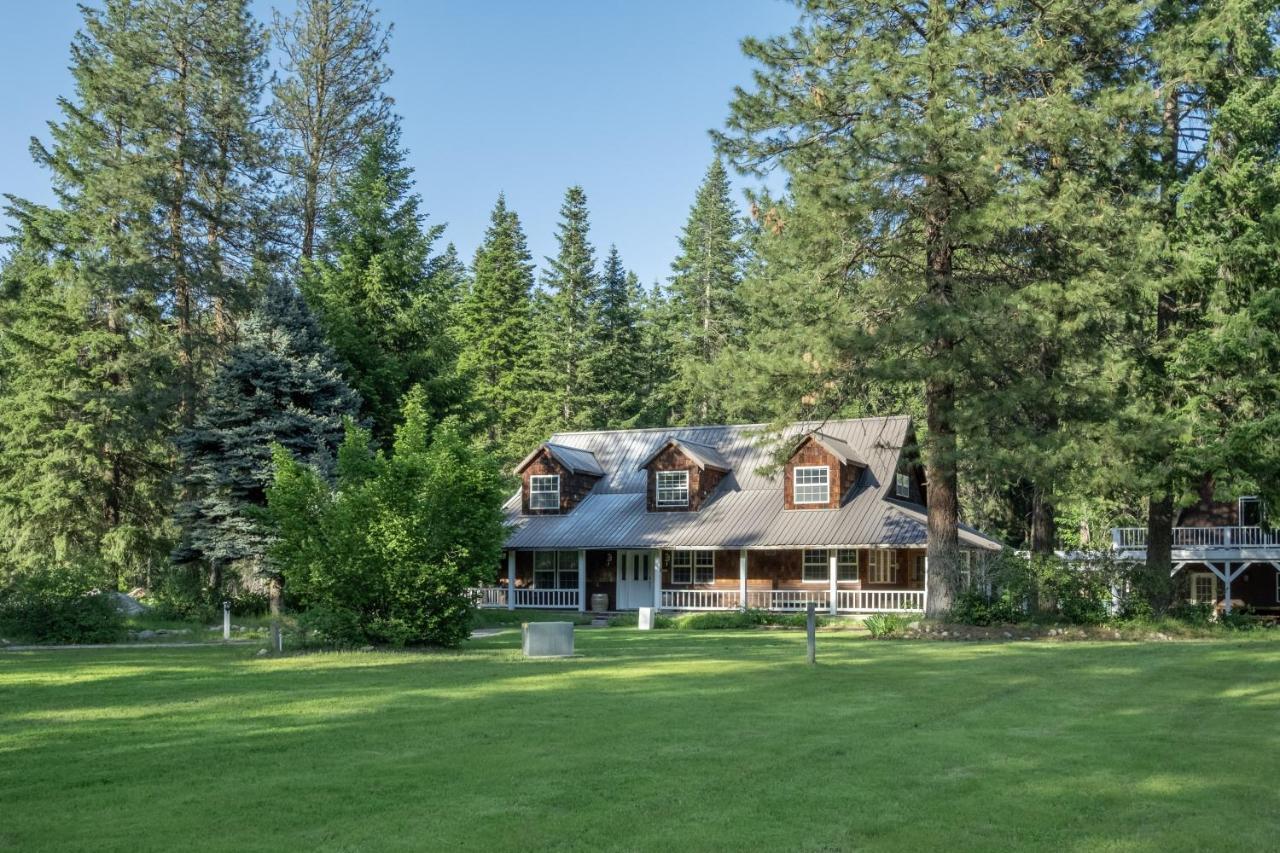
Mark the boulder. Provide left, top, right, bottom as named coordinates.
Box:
left=105, top=591, right=148, bottom=616
left=136, top=629, right=157, bottom=640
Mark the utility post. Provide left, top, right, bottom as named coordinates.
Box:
left=806, top=602, right=817, bottom=665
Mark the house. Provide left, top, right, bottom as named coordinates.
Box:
left=1111, top=493, right=1280, bottom=615
left=471, top=416, right=1001, bottom=614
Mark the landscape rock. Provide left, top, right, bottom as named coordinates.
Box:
left=359, top=645, right=376, bottom=652
left=136, top=629, right=157, bottom=640
left=105, top=591, right=148, bottom=616
left=255, top=648, right=269, bottom=657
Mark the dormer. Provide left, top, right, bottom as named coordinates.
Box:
left=784, top=432, right=865, bottom=510
left=638, top=436, right=731, bottom=512
left=514, top=442, right=604, bottom=515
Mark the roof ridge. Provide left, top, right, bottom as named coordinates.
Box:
left=551, top=414, right=911, bottom=440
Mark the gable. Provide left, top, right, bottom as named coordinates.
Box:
left=519, top=447, right=601, bottom=515
left=642, top=443, right=726, bottom=512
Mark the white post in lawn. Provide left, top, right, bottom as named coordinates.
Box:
left=222, top=600, right=231, bottom=641
left=828, top=551, right=839, bottom=616
left=739, top=550, right=748, bottom=611
left=506, top=550, right=516, bottom=611
left=922, top=555, right=929, bottom=615
left=653, top=551, right=663, bottom=611
left=577, top=549, right=587, bottom=612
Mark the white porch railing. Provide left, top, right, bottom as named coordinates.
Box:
left=662, top=589, right=741, bottom=610
left=747, top=589, right=832, bottom=611
left=468, top=588, right=579, bottom=609
left=837, top=589, right=925, bottom=613
left=1111, top=526, right=1280, bottom=549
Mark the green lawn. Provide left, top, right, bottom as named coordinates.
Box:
left=2, top=632, right=1278, bottom=852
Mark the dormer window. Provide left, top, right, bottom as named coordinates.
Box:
left=895, top=472, right=910, bottom=498
left=529, top=475, right=560, bottom=510
left=656, top=471, right=690, bottom=507
left=794, top=466, right=829, bottom=504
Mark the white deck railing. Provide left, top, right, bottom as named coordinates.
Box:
left=746, top=589, right=831, bottom=611
left=662, top=589, right=741, bottom=610
left=1111, top=526, right=1280, bottom=550
left=837, top=589, right=925, bottom=613
left=473, top=586, right=925, bottom=613
left=468, top=588, right=579, bottom=609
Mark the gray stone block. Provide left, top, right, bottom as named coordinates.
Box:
left=522, top=621, right=575, bottom=658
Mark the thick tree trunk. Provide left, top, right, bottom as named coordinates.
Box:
left=1029, top=486, right=1055, bottom=555
left=1144, top=492, right=1175, bottom=612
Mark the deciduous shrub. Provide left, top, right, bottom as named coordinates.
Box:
left=266, top=391, right=507, bottom=649
left=0, top=570, right=125, bottom=644
left=863, top=613, right=913, bottom=638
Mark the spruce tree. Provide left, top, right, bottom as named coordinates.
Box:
left=454, top=194, right=536, bottom=462
left=172, top=281, right=360, bottom=594
left=665, top=158, right=745, bottom=424
left=271, top=0, right=394, bottom=260
left=529, top=186, right=602, bottom=432
left=587, top=246, right=646, bottom=428
left=302, top=124, right=463, bottom=440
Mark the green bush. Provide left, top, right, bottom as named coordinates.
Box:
left=951, top=590, right=1023, bottom=626
left=0, top=571, right=125, bottom=644
left=266, top=393, right=508, bottom=649
left=297, top=605, right=366, bottom=648
left=863, top=612, right=913, bottom=638
left=607, top=612, right=675, bottom=628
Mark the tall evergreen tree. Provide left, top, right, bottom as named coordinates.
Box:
left=718, top=0, right=1145, bottom=614
left=271, top=0, right=394, bottom=260
left=302, top=124, right=463, bottom=440
left=172, top=281, right=360, bottom=594
left=665, top=158, right=746, bottom=423
left=586, top=246, right=646, bottom=428
left=454, top=194, right=536, bottom=462
left=529, top=186, right=601, bottom=432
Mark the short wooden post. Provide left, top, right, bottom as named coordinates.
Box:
left=577, top=549, right=587, bottom=613
left=269, top=621, right=281, bottom=654
left=506, top=550, right=516, bottom=611
left=806, top=602, right=816, bottom=665
left=222, top=600, right=231, bottom=641
left=739, top=550, right=748, bottom=611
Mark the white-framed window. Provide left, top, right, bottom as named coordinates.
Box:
left=1190, top=572, right=1218, bottom=605
left=534, top=551, right=579, bottom=588
left=670, top=550, right=715, bottom=584
left=895, top=472, right=911, bottom=498
left=867, top=549, right=898, bottom=584
left=802, top=549, right=828, bottom=582
left=529, top=474, right=560, bottom=510
left=910, top=554, right=925, bottom=584
left=803, top=549, right=860, bottom=582
left=794, top=466, right=830, bottom=504
left=656, top=470, right=690, bottom=507
left=837, top=549, right=858, bottom=581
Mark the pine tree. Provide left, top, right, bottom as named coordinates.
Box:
left=586, top=246, right=646, bottom=428
left=454, top=194, right=536, bottom=462
left=529, top=186, right=601, bottom=432
left=271, top=0, right=394, bottom=260
left=717, top=0, right=1146, bottom=614
left=172, top=281, right=360, bottom=593
left=665, top=159, right=746, bottom=423
left=302, top=124, right=463, bottom=440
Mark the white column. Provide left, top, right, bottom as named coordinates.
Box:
left=577, top=549, right=587, bottom=612
left=653, top=551, right=663, bottom=611
left=922, top=555, right=929, bottom=615
left=739, top=550, right=748, bottom=611
left=506, top=550, right=516, bottom=611
left=828, top=551, right=839, bottom=615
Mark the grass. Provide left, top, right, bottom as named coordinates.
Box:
left=2, top=632, right=1278, bottom=852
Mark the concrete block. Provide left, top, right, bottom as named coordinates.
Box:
left=522, top=621, right=575, bottom=658
left=638, top=607, right=654, bottom=631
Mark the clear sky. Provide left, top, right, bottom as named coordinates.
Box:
left=0, top=0, right=797, bottom=287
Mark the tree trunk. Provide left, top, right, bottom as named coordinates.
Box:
left=1144, top=492, right=1175, bottom=612
left=1029, top=486, right=1055, bottom=555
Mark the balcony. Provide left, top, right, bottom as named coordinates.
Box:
left=1110, top=526, right=1280, bottom=560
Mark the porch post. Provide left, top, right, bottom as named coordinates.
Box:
left=653, top=550, right=663, bottom=611
left=739, top=550, right=748, bottom=611
left=577, top=549, right=587, bottom=612
left=828, top=551, right=839, bottom=616
left=506, top=550, right=516, bottom=611
left=922, top=555, right=929, bottom=615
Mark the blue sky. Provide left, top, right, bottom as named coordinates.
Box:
left=0, top=0, right=796, bottom=286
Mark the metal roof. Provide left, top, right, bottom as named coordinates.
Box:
left=636, top=436, right=732, bottom=472
left=802, top=432, right=866, bottom=467
left=513, top=442, right=605, bottom=477
left=504, top=416, right=1001, bottom=551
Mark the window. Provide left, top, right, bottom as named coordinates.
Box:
left=802, top=549, right=828, bottom=582
left=910, top=554, right=925, bottom=584
left=534, top=551, right=579, bottom=588
left=1191, top=572, right=1218, bottom=605
left=656, top=470, right=690, bottom=507
left=794, top=466, right=830, bottom=504
left=867, top=550, right=898, bottom=584
left=1240, top=496, right=1263, bottom=527
left=529, top=475, right=560, bottom=510
left=895, top=472, right=911, bottom=498
left=837, top=550, right=858, bottom=581
left=671, top=551, right=714, bottom=584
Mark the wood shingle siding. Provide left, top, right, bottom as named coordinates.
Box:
left=519, top=448, right=602, bottom=515
left=644, top=444, right=725, bottom=512
left=783, top=435, right=860, bottom=510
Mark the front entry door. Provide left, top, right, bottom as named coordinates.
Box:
left=616, top=550, right=655, bottom=610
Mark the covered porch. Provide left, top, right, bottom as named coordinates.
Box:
left=470, top=546, right=928, bottom=614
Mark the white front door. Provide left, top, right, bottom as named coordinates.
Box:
left=616, top=550, right=655, bottom=610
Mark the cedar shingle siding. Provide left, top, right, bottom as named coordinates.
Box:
left=643, top=444, right=725, bottom=512
left=783, top=436, right=859, bottom=510
left=520, top=449, right=601, bottom=515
